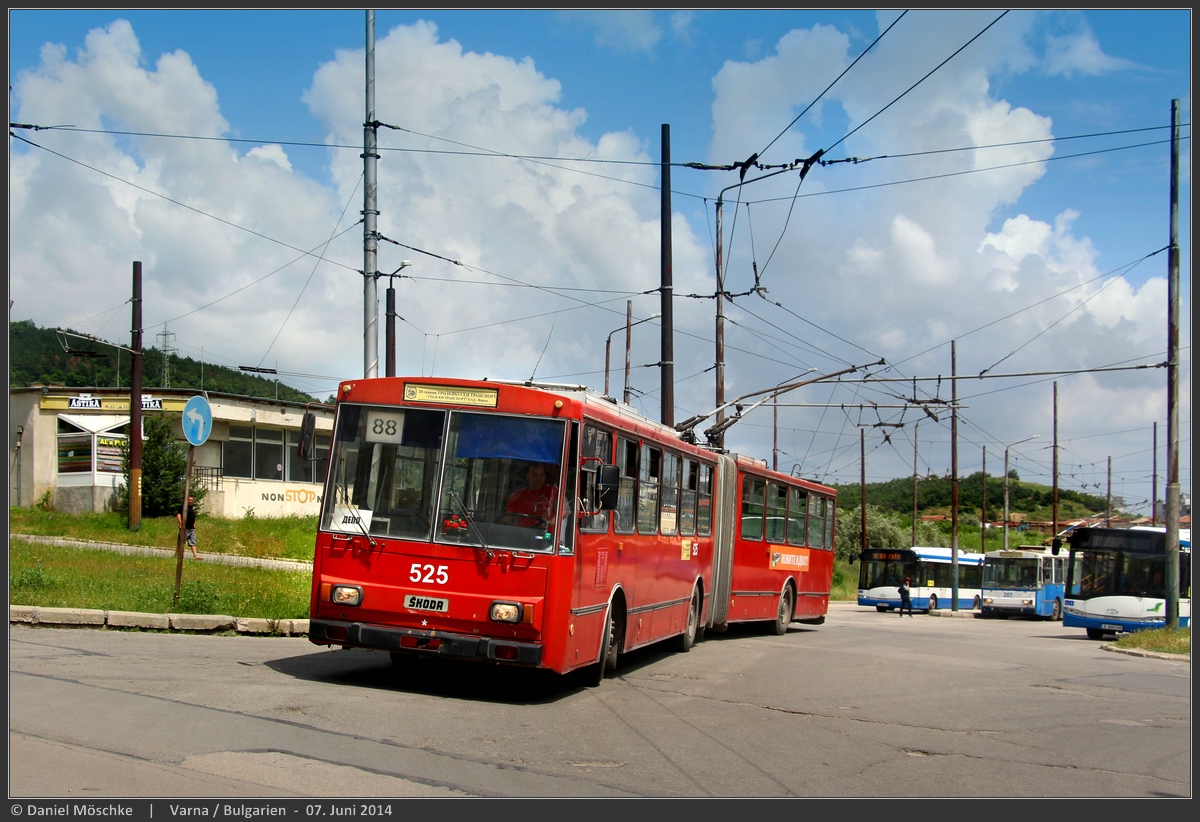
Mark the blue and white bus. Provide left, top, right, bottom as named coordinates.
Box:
left=1062, top=526, right=1191, bottom=639
left=856, top=546, right=985, bottom=612
left=980, top=548, right=1071, bottom=620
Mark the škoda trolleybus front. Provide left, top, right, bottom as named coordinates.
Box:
left=306, top=377, right=716, bottom=681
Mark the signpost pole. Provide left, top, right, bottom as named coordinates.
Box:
left=174, top=395, right=213, bottom=607
left=173, top=446, right=195, bottom=606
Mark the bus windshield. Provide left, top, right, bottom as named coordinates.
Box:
left=983, top=556, right=1040, bottom=589
left=321, top=403, right=567, bottom=552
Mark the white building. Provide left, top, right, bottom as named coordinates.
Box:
left=10, top=386, right=334, bottom=519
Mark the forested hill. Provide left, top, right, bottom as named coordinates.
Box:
left=832, top=472, right=1110, bottom=519
left=9, top=319, right=320, bottom=404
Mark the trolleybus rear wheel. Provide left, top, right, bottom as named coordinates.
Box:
left=772, top=585, right=795, bottom=635
left=927, top=594, right=938, bottom=612
left=1051, top=599, right=1062, bottom=620
left=676, top=585, right=701, bottom=652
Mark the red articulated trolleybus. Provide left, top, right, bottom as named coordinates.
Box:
left=305, top=376, right=837, bottom=683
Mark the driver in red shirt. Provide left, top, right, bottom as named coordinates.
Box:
left=504, top=462, right=558, bottom=529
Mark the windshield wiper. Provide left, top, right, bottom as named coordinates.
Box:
left=449, top=491, right=493, bottom=559
left=334, top=454, right=377, bottom=548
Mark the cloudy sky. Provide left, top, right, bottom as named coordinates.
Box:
left=8, top=9, right=1191, bottom=516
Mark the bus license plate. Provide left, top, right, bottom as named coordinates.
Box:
left=405, top=594, right=449, bottom=613
left=1101, top=623, right=1122, bottom=631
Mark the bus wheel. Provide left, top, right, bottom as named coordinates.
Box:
left=677, top=586, right=701, bottom=652
left=972, top=595, right=981, bottom=610
left=876, top=605, right=889, bottom=613
left=1086, top=628, right=1105, bottom=640
left=927, top=594, right=938, bottom=612
left=772, top=586, right=795, bottom=636
left=589, top=612, right=619, bottom=686
left=1051, top=599, right=1062, bottom=621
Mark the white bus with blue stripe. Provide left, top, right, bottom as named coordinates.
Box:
left=1062, top=526, right=1191, bottom=639
left=856, top=546, right=985, bottom=612
left=981, top=548, right=1072, bottom=620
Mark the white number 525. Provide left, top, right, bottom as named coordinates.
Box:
left=409, top=563, right=449, bottom=585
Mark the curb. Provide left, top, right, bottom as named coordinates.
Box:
left=1101, top=643, right=1190, bottom=662
left=926, top=608, right=978, bottom=618
left=10, top=605, right=310, bottom=637
left=11, top=534, right=313, bottom=572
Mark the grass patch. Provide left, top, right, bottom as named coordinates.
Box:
left=9, top=506, right=317, bottom=562
left=10, top=539, right=310, bottom=620
left=1112, top=626, right=1190, bottom=656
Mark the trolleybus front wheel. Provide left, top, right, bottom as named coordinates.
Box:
left=589, top=611, right=621, bottom=686
left=927, top=594, right=938, bottom=612
left=1051, top=599, right=1062, bottom=620
left=1086, top=628, right=1106, bottom=640
left=772, top=585, right=795, bottom=636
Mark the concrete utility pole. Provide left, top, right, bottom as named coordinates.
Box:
left=129, top=262, right=143, bottom=531
left=363, top=10, right=380, bottom=378
left=1165, top=98, right=1181, bottom=627
left=659, top=124, right=674, bottom=426
left=950, top=341, right=959, bottom=611
left=1052, top=382, right=1059, bottom=542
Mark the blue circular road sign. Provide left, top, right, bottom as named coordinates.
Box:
left=182, top=395, right=213, bottom=447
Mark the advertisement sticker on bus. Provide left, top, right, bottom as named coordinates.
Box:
left=770, top=549, right=810, bottom=571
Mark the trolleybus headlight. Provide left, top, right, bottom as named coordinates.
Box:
left=490, top=601, right=523, bottom=623
left=331, top=585, right=364, bottom=606
left=982, top=597, right=994, bottom=605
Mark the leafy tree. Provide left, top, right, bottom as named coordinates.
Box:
left=118, top=413, right=205, bottom=518
left=835, top=504, right=950, bottom=562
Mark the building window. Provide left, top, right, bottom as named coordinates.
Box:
left=223, top=425, right=253, bottom=478
left=254, top=428, right=284, bottom=480
left=57, top=420, right=92, bottom=474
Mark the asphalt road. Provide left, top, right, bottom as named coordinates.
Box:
left=9, top=602, right=1191, bottom=803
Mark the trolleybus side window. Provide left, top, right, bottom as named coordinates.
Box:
left=766, top=481, right=788, bottom=543
left=697, top=463, right=714, bottom=537
left=637, top=443, right=662, bottom=535
left=741, top=476, right=766, bottom=541
left=808, top=495, right=826, bottom=549
left=579, top=423, right=612, bottom=533
left=615, top=437, right=638, bottom=534
left=787, top=486, right=808, bottom=546
left=661, top=451, right=680, bottom=536
left=680, top=458, right=698, bottom=536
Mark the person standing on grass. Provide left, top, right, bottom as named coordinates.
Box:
left=898, top=576, right=914, bottom=617
left=177, top=495, right=198, bottom=558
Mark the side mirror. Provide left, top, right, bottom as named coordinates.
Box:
left=1051, top=536, right=1061, bottom=556
left=298, top=411, right=317, bottom=461
left=848, top=553, right=858, bottom=565
left=597, top=464, right=620, bottom=511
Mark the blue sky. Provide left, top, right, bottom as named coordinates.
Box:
left=8, top=9, right=1192, bottom=515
